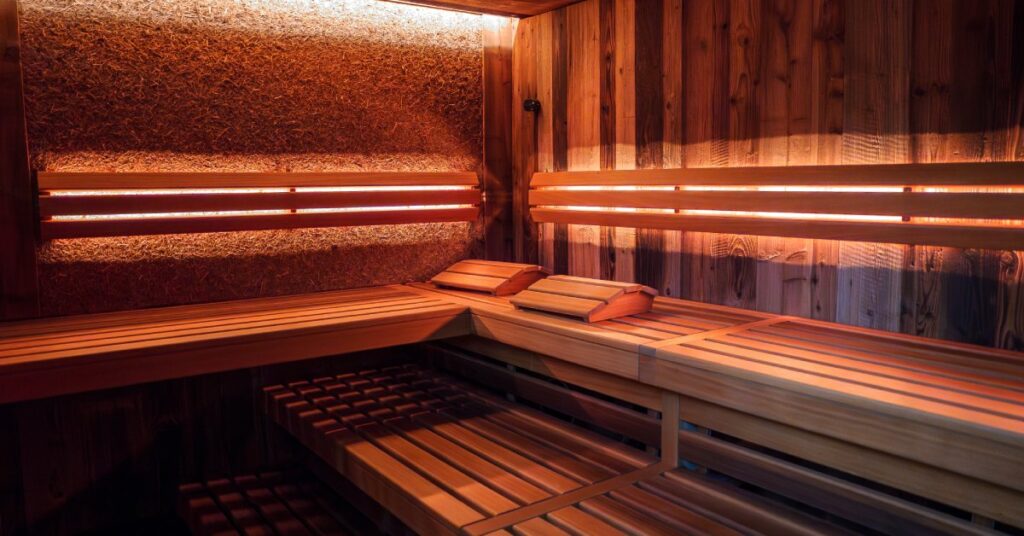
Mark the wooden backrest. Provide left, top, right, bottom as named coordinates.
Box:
left=529, top=162, right=1024, bottom=250
left=37, top=171, right=481, bottom=239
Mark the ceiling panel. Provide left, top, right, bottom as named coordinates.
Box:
left=381, top=0, right=582, bottom=17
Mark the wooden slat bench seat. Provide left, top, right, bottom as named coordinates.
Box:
left=0, top=286, right=471, bottom=403
left=262, top=364, right=672, bottom=536
left=488, top=468, right=841, bottom=536
left=406, top=282, right=769, bottom=379
left=178, top=467, right=372, bottom=535
left=641, top=316, right=1024, bottom=527
left=3, top=269, right=1023, bottom=531
left=425, top=341, right=1021, bottom=535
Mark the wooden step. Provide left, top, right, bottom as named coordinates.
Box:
left=177, top=468, right=370, bottom=536
left=510, top=275, right=657, bottom=322
left=261, top=365, right=657, bottom=536
left=432, top=260, right=549, bottom=296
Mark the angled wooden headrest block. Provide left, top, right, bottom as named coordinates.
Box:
left=510, top=275, right=658, bottom=322
left=431, top=260, right=550, bottom=296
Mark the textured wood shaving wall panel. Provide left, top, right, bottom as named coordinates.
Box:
left=19, top=0, right=485, bottom=315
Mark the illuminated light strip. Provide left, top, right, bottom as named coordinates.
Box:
left=46, top=185, right=476, bottom=196
left=538, top=185, right=907, bottom=193
left=295, top=186, right=474, bottom=192
left=297, top=205, right=472, bottom=214
left=539, top=186, right=676, bottom=192
left=48, top=188, right=292, bottom=196
left=50, top=205, right=475, bottom=221
left=539, top=206, right=904, bottom=223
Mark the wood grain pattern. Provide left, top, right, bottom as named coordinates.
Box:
left=0, top=0, right=38, bottom=320
left=264, top=364, right=655, bottom=534
left=566, top=0, right=602, bottom=280
left=0, top=286, right=471, bottom=404
left=484, top=17, right=518, bottom=261
left=837, top=0, right=910, bottom=332
left=512, top=0, right=1024, bottom=350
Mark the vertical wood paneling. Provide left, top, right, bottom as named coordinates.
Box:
left=0, top=406, right=22, bottom=536
left=484, top=17, right=517, bottom=262
left=513, top=15, right=538, bottom=264
left=755, top=0, right=814, bottom=316
left=661, top=0, right=684, bottom=297
left=566, top=0, right=602, bottom=278
left=513, top=0, right=1024, bottom=350
left=634, top=0, right=666, bottom=293
left=680, top=0, right=730, bottom=302
left=599, top=0, right=636, bottom=283
left=0, top=0, right=39, bottom=320
left=836, top=0, right=910, bottom=331
left=809, top=0, right=843, bottom=328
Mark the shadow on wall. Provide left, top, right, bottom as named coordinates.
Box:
left=677, top=240, right=1019, bottom=350
left=18, top=0, right=486, bottom=316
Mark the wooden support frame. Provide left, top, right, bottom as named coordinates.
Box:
left=36, top=171, right=482, bottom=239
left=0, top=0, right=39, bottom=319
left=529, top=163, right=1024, bottom=251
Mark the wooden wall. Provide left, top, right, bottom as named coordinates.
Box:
left=512, top=0, right=1024, bottom=350
left=0, top=0, right=38, bottom=321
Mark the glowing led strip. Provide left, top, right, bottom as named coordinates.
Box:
left=50, top=205, right=474, bottom=221
left=46, top=185, right=475, bottom=196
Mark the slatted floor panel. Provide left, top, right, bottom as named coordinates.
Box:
left=178, top=468, right=368, bottom=536
left=262, top=365, right=657, bottom=535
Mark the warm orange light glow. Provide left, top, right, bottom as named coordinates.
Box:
left=534, top=183, right=1024, bottom=223
left=49, top=204, right=475, bottom=222
left=47, top=185, right=476, bottom=196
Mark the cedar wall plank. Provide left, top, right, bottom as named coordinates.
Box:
left=512, top=14, right=538, bottom=264
left=0, top=0, right=39, bottom=320
left=483, top=16, right=518, bottom=262
left=566, top=0, right=602, bottom=279
left=513, top=0, right=1024, bottom=351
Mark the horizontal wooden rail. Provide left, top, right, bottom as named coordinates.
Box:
left=532, top=209, right=1024, bottom=251
left=530, top=163, right=1024, bottom=250
left=530, top=189, right=1024, bottom=219
left=532, top=162, right=1024, bottom=187
left=41, top=190, right=481, bottom=218
left=42, top=208, right=479, bottom=240
left=37, top=171, right=481, bottom=239
left=38, top=171, right=480, bottom=189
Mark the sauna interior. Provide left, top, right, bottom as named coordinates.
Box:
left=1, top=0, right=1023, bottom=534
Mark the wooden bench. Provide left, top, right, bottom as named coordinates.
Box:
left=178, top=468, right=368, bottom=535
left=0, top=286, right=470, bottom=403
left=406, top=282, right=770, bottom=380
left=425, top=340, right=1022, bottom=534
left=2, top=270, right=1022, bottom=531
left=642, top=316, right=1024, bottom=530
left=263, top=359, right=839, bottom=535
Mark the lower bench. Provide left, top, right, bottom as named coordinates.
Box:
left=262, top=364, right=835, bottom=535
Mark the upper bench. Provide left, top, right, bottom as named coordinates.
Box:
left=0, top=285, right=470, bottom=403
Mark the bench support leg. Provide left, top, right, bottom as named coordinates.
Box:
left=661, top=391, right=680, bottom=469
